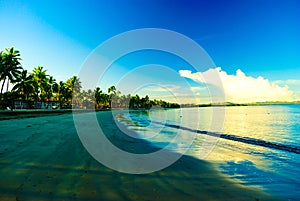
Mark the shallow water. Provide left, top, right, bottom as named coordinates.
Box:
left=118, top=105, right=300, bottom=200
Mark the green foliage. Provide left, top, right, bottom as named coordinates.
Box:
left=31, top=66, right=48, bottom=101
left=12, top=70, right=34, bottom=103
left=0, top=47, right=181, bottom=110
left=0, top=47, right=23, bottom=109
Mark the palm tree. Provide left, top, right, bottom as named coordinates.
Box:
left=0, top=48, right=23, bottom=109
left=65, top=76, right=82, bottom=107
left=0, top=51, right=4, bottom=104
left=140, top=95, right=151, bottom=109
left=44, top=76, right=57, bottom=101
left=58, top=81, right=67, bottom=104
left=95, top=87, right=102, bottom=108
left=66, top=76, right=81, bottom=94
left=119, top=94, right=131, bottom=108
left=0, top=48, right=22, bottom=93
left=31, top=66, right=48, bottom=102
left=108, top=85, right=117, bottom=108
left=103, top=93, right=110, bottom=108
left=81, top=89, right=94, bottom=109
left=12, top=70, right=34, bottom=108
left=129, top=94, right=141, bottom=109
left=52, top=81, right=59, bottom=99
left=0, top=51, right=3, bottom=81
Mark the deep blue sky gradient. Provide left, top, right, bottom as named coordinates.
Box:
left=0, top=0, right=299, bottom=82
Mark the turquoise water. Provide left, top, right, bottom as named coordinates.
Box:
left=118, top=105, right=300, bottom=200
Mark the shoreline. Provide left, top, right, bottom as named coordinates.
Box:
left=0, top=111, right=283, bottom=200
left=0, top=108, right=176, bottom=120
left=1, top=102, right=298, bottom=121
left=0, top=109, right=109, bottom=120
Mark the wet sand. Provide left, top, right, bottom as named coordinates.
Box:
left=0, top=111, right=283, bottom=201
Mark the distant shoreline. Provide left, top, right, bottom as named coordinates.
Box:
left=1, top=102, right=299, bottom=120
left=182, top=101, right=300, bottom=108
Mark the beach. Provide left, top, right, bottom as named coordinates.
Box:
left=1, top=0, right=299, bottom=200
left=0, top=110, right=283, bottom=201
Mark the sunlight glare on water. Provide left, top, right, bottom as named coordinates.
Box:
left=119, top=105, right=300, bottom=200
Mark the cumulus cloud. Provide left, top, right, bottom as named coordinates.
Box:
left=179, top=68, right=296, bottom=103
left=273, top=79, right=300, bottom=85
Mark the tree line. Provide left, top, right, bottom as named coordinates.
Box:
left=0, top=47, right=179, bottom=110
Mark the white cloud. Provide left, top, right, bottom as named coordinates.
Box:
left=179, top=68, right=297, bottom=103
left=190, top=86, right=207, bottom=92
left=273, top=79, right=300, bottom=85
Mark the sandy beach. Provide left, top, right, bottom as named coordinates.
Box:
left=0, top=111, right=282, bottom=201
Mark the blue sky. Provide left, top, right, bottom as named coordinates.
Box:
left=0, top=0, right=299, bottom=103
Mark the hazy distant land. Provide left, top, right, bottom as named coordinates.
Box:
left=181, top=101, right=300, bottom=108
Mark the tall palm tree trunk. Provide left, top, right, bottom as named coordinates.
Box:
left=1, top=77, right=6, bottom=94
left=0, top=78, right=6, bottom=109
left=6, top=79, right=9, bottom=93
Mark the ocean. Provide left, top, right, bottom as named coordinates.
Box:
left=117, top=105, right=300, bottom=200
